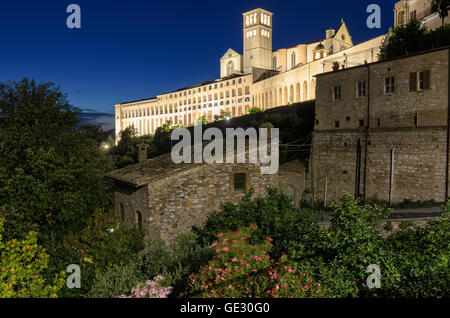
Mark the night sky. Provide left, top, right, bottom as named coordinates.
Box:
left=0, top=0, right=395, bottom=129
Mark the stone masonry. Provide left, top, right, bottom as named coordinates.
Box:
left=106, top=144, right=305, bottom=242
left=312, top=47, right=450, bottom=205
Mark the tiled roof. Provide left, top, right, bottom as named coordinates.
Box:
left=105, top=151, right=198, bottom=187
left=105, top=134, right=301, bottom=187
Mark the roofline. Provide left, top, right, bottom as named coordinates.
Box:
left=104, top=175, right=144, bottom=188
left=242, top=8, right=273, bottom=16
left=254, top=35, right=386, bottom=85
left=118, top=97, right=157, bottom=106
left=118, top=73, right=252, bottom=105
left=314, top=45, right=450, bottom=78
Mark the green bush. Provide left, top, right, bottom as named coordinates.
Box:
left=382, top=204, right=450, bottom=297
left=0, top=218, right=65, bottom=298
left=193, top=190, right=450, bottom=297
left=384, top=221, right=394, bottom=232
left=87, top=258, right=145, bottom=298
left=193, top=188, right=326, bottom=261
left=61, top=209, right=144, bottom=296
left=142, top=232, right=214, bottom=297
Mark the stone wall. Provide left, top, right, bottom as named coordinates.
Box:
left=312, top=48, right=450, bottom=205
left=115, top=161, right=282, bottom=242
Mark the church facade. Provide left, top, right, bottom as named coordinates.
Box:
left=114, top=8, right=385, bottom=140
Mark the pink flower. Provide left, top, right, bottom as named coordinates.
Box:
left=218, top=233, right=225, bottom=238
left=232, top=257, right=238, bottom=262
left=209, top=242, right=218, bottom=249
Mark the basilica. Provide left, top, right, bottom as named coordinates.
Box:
left=114, top=1, right=441, bottom=140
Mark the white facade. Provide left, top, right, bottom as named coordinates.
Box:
left=114, top=8, right=384, bottom=141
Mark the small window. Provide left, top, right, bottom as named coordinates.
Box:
left=385, top=77, right=395, bottom=94
left=359, top=119, right=364, bottom=127
left=136, top=211, right=142, bottom=229
left=120, top=203, right=125, bottom=221
left=377, top=118, right=381, bottom=127
left=357, top=82, right=366, bottom=97
left=346, top=116, right=350, bottom=121
left=315, top=119, right=319, bottom=125
left=335, top=121, right=340, bottom=128
left=234, top=173, right=247, bottom=191
left=333, top=85, right=341, bottom=101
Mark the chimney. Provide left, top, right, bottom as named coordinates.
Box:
left=326, top=29, right=335, bottom=39
left=137, top=143, right=149, bottom=163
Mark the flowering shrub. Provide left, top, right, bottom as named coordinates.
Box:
left=187, top=225, right=324, bottom=298
left=63, top=209, right=144, bottom=295
left=0, top=218, right=65, bottom=298
left=119, top=276, right=173, bottom=298
left=65, top=209, right=143, bottom=269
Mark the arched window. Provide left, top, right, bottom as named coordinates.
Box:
left=226, top=61, right=234, bottom=76
left=273, top=56, right=277, bottom=70
left=291, top=53, right=296, bottom=69
left=310, top=79, right=316, bottom=99
left=136, top=211, right=142, bottom=229
left=120, top=203, right=125, bottom=222
left=289, top=85, right=294, bottom=103
left=303, top=81, right=308, bottom=101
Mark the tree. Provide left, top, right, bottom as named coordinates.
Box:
left=0, top=219, right=65, bottom=298
left=380, top=19, right=450, bottom=60
left=247, top=107, right=264, bottom=114
left=436, top=0, right=450, bottom=27
left=213, top=110, right=232, bottom=121
left=196, top=116, right=208, bottom=125
left=0, top=79, right=114, bottom=241
left=332, top=61, right=340, bottom=71
left=379, top=19, right=429, bottom=60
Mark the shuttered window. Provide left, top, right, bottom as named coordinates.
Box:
left=410, top=72, right=417, bottom=91
left=410, top=70, right=430, bottom=91
left=423, top=70, right=430, bottom=90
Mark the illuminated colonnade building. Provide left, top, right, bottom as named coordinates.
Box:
left=115, top=8, right=386, bottom=140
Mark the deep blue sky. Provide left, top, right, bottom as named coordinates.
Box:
left=0, top=0, right=395, bottom=129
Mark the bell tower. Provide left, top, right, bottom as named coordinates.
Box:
left=243, top=8, right=273, bottom=74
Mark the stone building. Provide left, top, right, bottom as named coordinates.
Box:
left=114, top=8, right=384, bottom=140
left=105, top=140, right=306, bottom=242
left=394, top=0, right=450, bottom=30
left=311, top=47, right=450, bottom=205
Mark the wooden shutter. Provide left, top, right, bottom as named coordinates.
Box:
left=410, top=72, right=417, bottom=91
left=423, top=70, right=430, bottom=90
